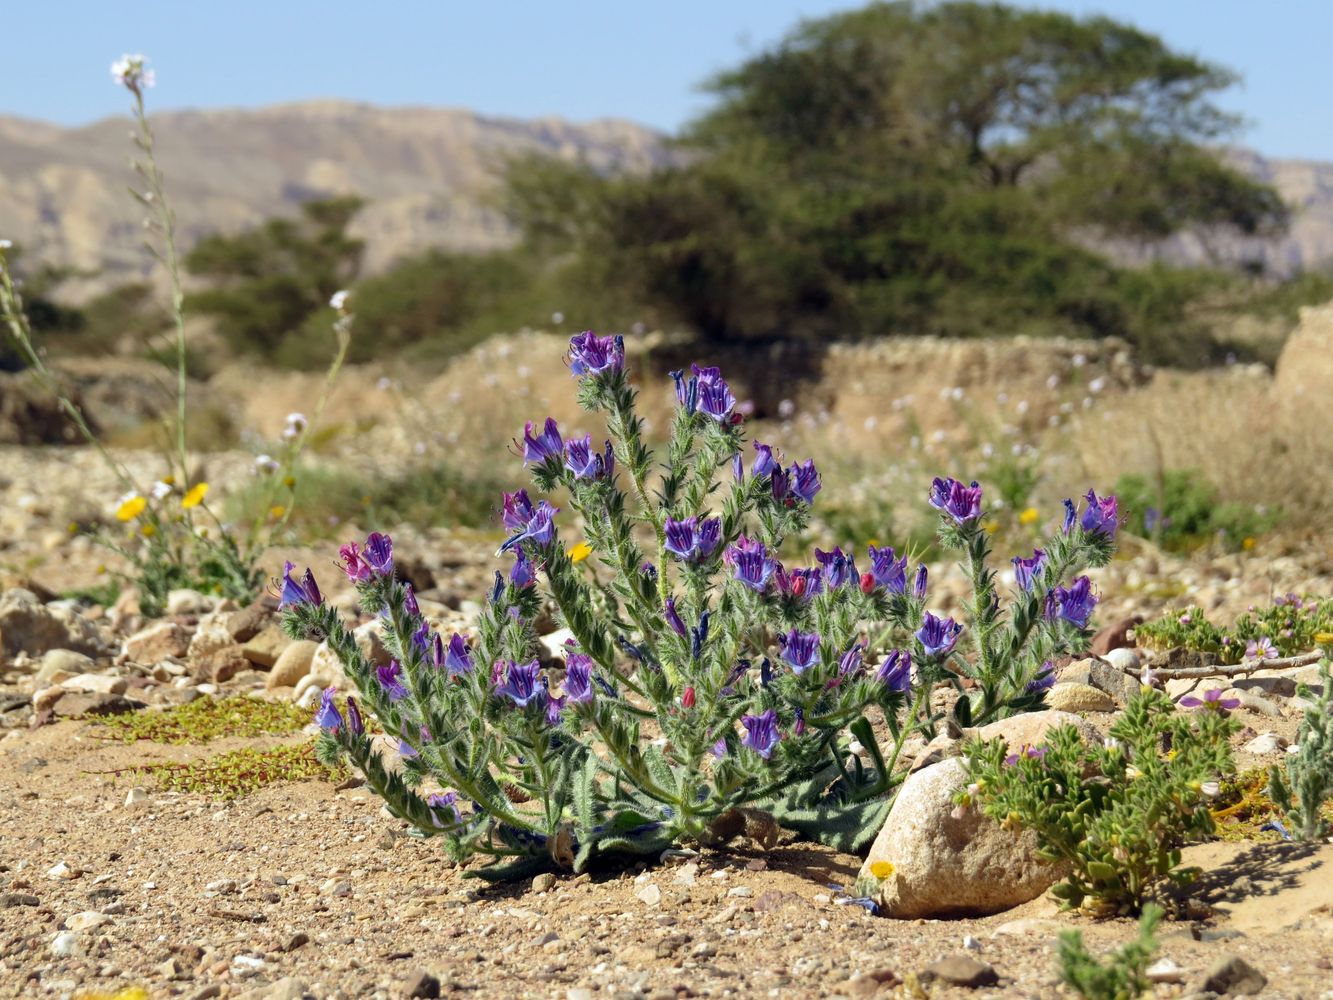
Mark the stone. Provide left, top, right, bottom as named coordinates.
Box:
left=1226, top=689, right=1284, bottom=719
left=124, top=787, right=151, bottom=809
left=0, top=588, right=104, bottom=657
left=241, top=625, right=290, bottom=669
left=0, top=893, right=40, bottom=907
left=405, top=970, right=442, bottom=999
left=187, top=611, right=248, bottom=682
left=234, top=978, right=308, bottom=1000
left=65, top=910, right=110, bottom=931
left=61, top=672, right=126, bottom=695
left=1242, top=732, right=1288, bottom=755
left=636, top=883, right=662, bottom=906
left=531, top=872, right=557, bottom=893
left=859, top=757, right=1066, bottom=918
left=919, top=955, right=999, bottom=988
left=1046, top=681, right=1116, bottom=714
left=52, top=692, right=143, bottom=718
left=32, top=686, right=66, bottom=712
left=122, top=620, right=188, bottom=663
left=1090, top=615, right=1141, bottom=655
left=35, top=649, right=95, bottom=683
left=1146, top=958, right=1186, bottom=984
left=1188, top=955, right=1266, bottom=996
left=971, top=710, right=1100, bottom=752
left=167, top=589, right=215, bottom=616
left=49, top=931, right=81, bottom=957
left=266, top=640, right=318, bottom=690
left=1102, top=646, right=1141, bottom=673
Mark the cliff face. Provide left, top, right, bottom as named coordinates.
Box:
left=0, top=101, right=667, bottom=290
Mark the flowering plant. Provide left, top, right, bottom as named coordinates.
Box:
left=284, top=333, right=1117, bottom=876
left=959, top=687, right=1238, bottom=913
left=1268, top=659, right=1333, bottom=841
left=1134, top=594, right=1333, bottom=664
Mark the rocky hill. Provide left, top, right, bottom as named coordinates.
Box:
left=0, top=101, right=666, bottom=293
left=1, top=101, right=1331, bottom=293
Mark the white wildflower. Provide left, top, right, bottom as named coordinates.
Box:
left=150, top=480, right=172, bottom=500
left=329, top=289, right=349, bottom=311
left=111, top=54, right=155, bottom=91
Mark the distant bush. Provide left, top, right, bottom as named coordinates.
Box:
left=1113, top=469, right=1278, bottom=550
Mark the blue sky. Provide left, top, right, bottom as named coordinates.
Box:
left=5, top=1, right=1331, bottom=159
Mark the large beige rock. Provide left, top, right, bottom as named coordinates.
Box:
left=859, top=757, right=1063, bottom=918
left=1276, top=301, right=1333, bottom=407
left=972, top=709, right=1101, bottom=750
left=0, top=589, right=104, bottom=658
left=186, top=611, right=248, bottom=682
left=121, top=620, right=189, bottom=664
left=266, top=640, right=319, bottom=690
left=1046, top=682, right=1116, bottom=714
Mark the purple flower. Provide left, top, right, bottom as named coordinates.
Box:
left=403, top=583, right=421, bottom=619
left=1079, top=489, right=1119, bottom=540
left=1012, top=549, right=1047, bottom=592
left=510, top=549, right=537, bottom=587
left=789, top=460, right=821, bottom=504
left=913, top=564, right=928, bottom=600
left=346, top=696, right=365, bottom=737
left=663, top=516, right=722, bottom=562
left=838, top=644, right=865, bottom=676
left=278, top=561, right=323, bottom=609
left=501, top=490, right=536, bottom=533
left=1245, top=637, right=1276, bottom=661
left=495, top=659, right=545, bottom=708
left=711, top=738, right=728, bottom=759
left=692, top=365, right=736, bottom=422
left=779, top=628, right=821, bottom=675
left=411, top=621, right=432, bottom=653
left=545, top=693, right=567, bottom=725
left=563, top=653, right=594, bottom=704
left=915, top=612, right=962, bottom=659
left=427, top=791, right=462, bottom=827
left=1062, top=498, right=1078, bottom=534
left=564, top=435, right=615, bottom=480
left=774, top=564, right=821, bottom=602
left=364, top=532, right=394, bottom=576
left=752, top=441, right=780, bottom=477
left=499, top=500, right=559, bottom=553
left=664, top=597, right=687, bottom=637
left=436, top=633, right=473, bottom=675
left=741, top=709, right=781, bottom=759
left=1045, top=576, right=1098, bottom=628
left=928, top=477, right=983, bottom=524
left=567, top=331, right=624, bottom=376
left=1004, top=744, right=1049, bottom=767
left=815, top=547, right=857, bottom=590
left=867, top=545, right=908, bottom=593
left=1026, top=660, right=1056, bottom=694
left=338, top=542, right=373, bottom=584
left=521, top=417, right=563, bottom=464
left=314, top=686, right=343, bottom=731
left=770, top=466, right=791, bottom=502
left=1179, top=688, right=1242, bottom=713
left=876, top=649, right=912, bottom=692
left=729, top=539, right=775, bottom=591
left=376, top=660, right=409, bottom=702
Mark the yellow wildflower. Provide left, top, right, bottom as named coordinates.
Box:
left=115, top=495, right=146, bottom=521
left=269, top=505, right=287, bottom=519
left=141, top=524, right=156, bottom=537
left=1242, top=536, right=1256, bottom=551
left=284, top=475, right=297, bottom=490
left=866, top=538, right=881, bottom=549
left=1315, top=632, right=1333, bottom=645
left=76, top=989, right=149, bottom=1000
left=181, top=482, right=209, bottom=509
left=1018, top=507, right=1039, bottom=526
left=568, top=541, right=593, bottom=563
left=869, top=860, right=895, bottom=879
left=983, top=519, right=1000, bottom=535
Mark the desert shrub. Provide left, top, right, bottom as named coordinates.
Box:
left=281, top=332, right=1118, bottom=877
left=961, top=687, right=1238, bottom=913
left=1058, top=904, right=1163, bottom=1000
left=1269, top=659, right=1333, bottom=841
left=1134, top=594, right=1333, bottom=663
left=1113, top=468, right=1278, bottom=551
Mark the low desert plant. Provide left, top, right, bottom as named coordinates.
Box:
left=1058, top=903, right=1163, bottom=1000
left=960, top=687, right=1238, bottom=913
left=1134, top=594, right=1333, bottom=663
left=282, top=332, right=1117, bottom=876
left=1269, top=659, right=1333, bottom=841
left=1114, top=468, right=1277, bottom=551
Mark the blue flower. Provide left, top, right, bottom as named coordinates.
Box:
left=510, top=548, right=537, bottom=587
left=867, top=545, right=908, bottom=593
left=435, top=633, right=473, bottom=675
left=1012, top=548, right=1047, bottom=592
left=499, top=500, right=559, bottom=554
left=774, top=563, right=821, bottom=602
left=402, top=583, right=421, bottom=618
left=567, top=331, right=624, bottom=377
left=563, top=653, right=595, bottom=704
left=564, top=434, right=615, bottom=480
left=915, top=612, right=962, bottom=659
left=501, top=490, right=536, bottom=533
left=545, top=693, right=567, bottom=725
left=376, top=660, right=409, bottom=702
left=779, top=628, right=821, bottom=675
left=314, top=687, right=343, bottom=731
left=692, top=365, right=736, bottom=422
left=1045, top=576, right=1098, bottom=628
left=1079, top=489, right=1119, bottom=540
left=815, top=546, right=857, bottom=590
left=1062, top=498, right=1077, bottom=534
left=913, top=563, right=928, bottom=600
left=770, top=466, right=791, bottom=502
left=928, top=477, right=983, bottom=524
left=495, top=659, right=545, bottom=708
left=663, top=516, right=722, bottom=562
left=1026, top=660, right=1056, bottom=694
left=876, top=649, right=912, bottom=692
left=346, top=696, right=364, bottom=737
left=728, top=538, right=774, bottom=591
left=838, top=644, right=864, bottom=676
left=664, top=597, right=687, bottom=637
left=364, top=532, right=394, bottom=576
left=427, top=791, right=462, bottom=827
left=521, top=417, right=563, bottom=464
left=752, top=441, right=779, bottom=477
left=278, top=561, right=323, bottom=609
left=741, top=709, right=781, bottom=759
left=789, top=460, right=821, bottom=504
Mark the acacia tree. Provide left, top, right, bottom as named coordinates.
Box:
left=503, top=1, right=1287, bottom=351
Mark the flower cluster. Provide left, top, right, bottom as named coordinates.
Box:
left=284, top=334, right=1118, bottom=877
